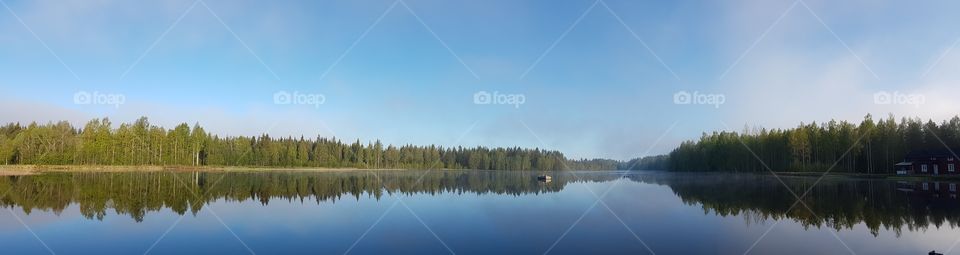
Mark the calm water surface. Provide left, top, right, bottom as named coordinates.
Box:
left=0, top=170, right=958, bottom=254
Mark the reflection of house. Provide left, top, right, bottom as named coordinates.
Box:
left=898, top=181, right=960, bottom=199
left=896, top=181, right=915, bottom=192
left=896, top=149, right=960, bottom=175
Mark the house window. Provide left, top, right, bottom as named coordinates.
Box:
left=924, top=183, right=929, bottom=190
left=922, top=164, right=929, bottom=172
left=951, top=164, right=957, bottom=172
left=951, top=183, right=957, bottom=192
left=936, top=164, right=941, bottom=173
left=936, top=182, right=941, bottom=190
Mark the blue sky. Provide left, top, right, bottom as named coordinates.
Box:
left=2, top=0, right=959, bottom=160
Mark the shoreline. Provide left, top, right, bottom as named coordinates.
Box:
left=0, top=165, right=410, bottom=176
left=6, top=166, right=956, bottom=181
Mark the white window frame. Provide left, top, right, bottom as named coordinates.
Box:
left=922, top=164, right=929, bottom=172
left=951, top=183, right=956, bottom=192
left=950, top=164, right=956, bottom=172
left=923, top=182, right=929, bottom=190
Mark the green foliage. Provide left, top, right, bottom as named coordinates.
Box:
left=621, top=155, right=670, bottom=170
left=667, top=114, right=960, bottom=173
left=0, top=117, right=617, bottom=170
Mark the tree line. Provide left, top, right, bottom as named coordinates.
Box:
left=0, top=117, right=619, bottom=170
left=666, top=114, right=960, bottom=173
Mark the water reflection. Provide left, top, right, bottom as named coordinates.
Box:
left=2, top=170, right=960, bottom=236
left=0, top=170, right=617, bottom=222
left=629, top=173, right=960, bottom=236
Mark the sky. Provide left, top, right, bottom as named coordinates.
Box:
left=1, top=0, right=959, bottom=160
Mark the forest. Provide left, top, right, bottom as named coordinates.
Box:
left=0, top=117, right=620, bottom=170
left=5, top=114, right=953, bottom=173
left=667, top=114, right=960, bottom=173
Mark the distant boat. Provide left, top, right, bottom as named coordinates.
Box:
left=537, top=175, right=552, bottom=182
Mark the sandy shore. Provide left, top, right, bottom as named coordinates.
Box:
left=0, top=165, right=408, bottom=176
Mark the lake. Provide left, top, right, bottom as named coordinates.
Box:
left=0, top=170, right=958, bottom=254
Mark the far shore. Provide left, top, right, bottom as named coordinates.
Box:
left=5, top=167, right=957, bottom=181
left=0, top=165, right=410, bottom=176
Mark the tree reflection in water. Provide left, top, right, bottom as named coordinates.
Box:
left=629, top=173, right=960, bottom=236
left=2, top=170, right=959, bottom=237
left=0, top=170, right=616, bottom=222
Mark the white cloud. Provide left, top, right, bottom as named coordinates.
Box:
left=716, top=0, right=960, bottom=129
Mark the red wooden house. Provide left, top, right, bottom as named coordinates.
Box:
left=896, top=149, right=960, bottom=175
